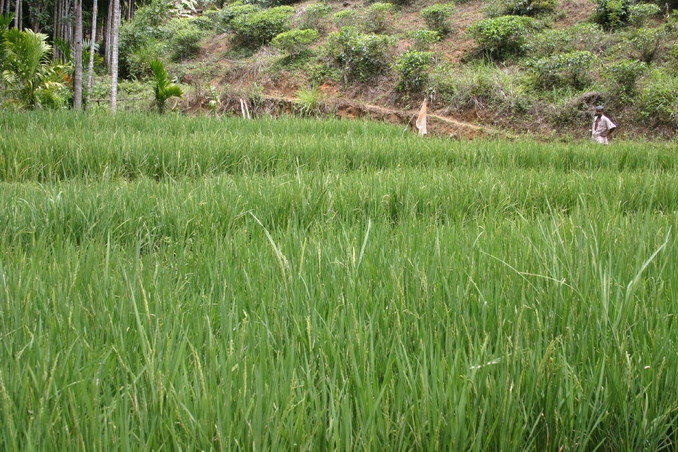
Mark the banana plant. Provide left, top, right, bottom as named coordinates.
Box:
left=150, top=59, right=182, bottom=113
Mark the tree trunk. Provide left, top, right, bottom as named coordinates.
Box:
left=86, top=0, right=98, bottom=105
left=110, top=0, right=119, bottom=112
left=104, top=0, right=112, bottom=69
left=13, top=0, right=20, bottom=28
left=73, top=0, right=83, bottom=109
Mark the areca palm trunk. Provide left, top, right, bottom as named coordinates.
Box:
left=73, top=0, right=83, bottom=109
left=110, top=0, right=119, bottom=112
left=86, top=0, right=97, bottom=105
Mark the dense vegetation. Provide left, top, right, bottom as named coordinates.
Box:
left=1, top=0, right=677, bottom=137
left=1, top=111, right=676, bottom=450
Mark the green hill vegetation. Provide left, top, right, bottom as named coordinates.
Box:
left=1, top=0, right=676, bottom=138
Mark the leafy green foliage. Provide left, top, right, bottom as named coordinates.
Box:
left=301, top=2, right=332, bottom=32
left=394, top=50, right=434, bottom=91
left=628, top=2, right=661, bottom=25
left=1, top=28, right=69, bottom=109
left=219, top=3, right=261, bottom=31
left=522, top=23, right=603, bottom=57
left=526, top=50, right=597, bottom=89
left=167, top=17, right=205, bottom=62
left=420, top=3, right=455, bottom=35
left=603, top=59, right=648, bottom=96
left=333, top=10, right=358, bottom=28
left=593, top=0, right=658, bottom=29
left=625, top=26, right=667, bottom=62
left=327, top=26, right=396, bottom=82
left=364, top=2, right=397, bottom=34
left=468, top=15, right=539, bottom=58
left=408, top=29, right=441, bottom=51
left=150, top=59, right=183, bottom=113
left=430, top=63, right=532, bottom=112
left=272, top=29, right=319, bottom=56
left=593, top=0, right=633, bottom=29
left=230, top=6, right=294, bottom=48
left=295, top=86, right=324, bottom=115
left=484, top=0, right=558, bottom=17
left=638, top=69, right=677, bottom=125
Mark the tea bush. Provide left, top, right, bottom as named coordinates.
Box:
left=593, top=0, right=659, bottom=29
left=272, top=29, right=319, bottom=56
left=167, top=17, right=204, bottom=61
left=625, top=26, right=667, bottom=62
left=219, top=3, right=261, bottom=31
left=484, top=0, right=558, bottom=17
left=333, top=10, right=358, bottom=28
left=522, top=23, right=602, bottom=57
left=638, top=69, right=678, bottom=125
left=409, top=29, right=442, bottom=51
left=301, top=2, right=332, bottom=32
left=421, top=3, right=455, bottom=35
left=603, top=59, right=648, bottom=96
left=394, top=50, right=434, bottom=91
left=327, top=26, right=396, bottom=81
left=526, top=50, right=597, bottom=89
left=468, top=15, right=539, bottom=58
left=231, top=6, right=295, bottom=48
left=364, top=2, right=397, bottom=34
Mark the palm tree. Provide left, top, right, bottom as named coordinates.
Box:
left=73, top=0, right=83, bottom=109
left=110, top=0, right=120, bottom=112
left=150, top=59, right=182, bottom=113
left=86, top=0, right=98, bottom=105
left=2, top=28, right=68, bottom=108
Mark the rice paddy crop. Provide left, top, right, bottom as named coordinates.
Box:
left=0, top=111, right=676, bottom=451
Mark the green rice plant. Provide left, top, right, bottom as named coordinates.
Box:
left=0, top=111, right=676, bottom=451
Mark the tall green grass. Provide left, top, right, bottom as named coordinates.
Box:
left=0, top=111, right=676, bottom=451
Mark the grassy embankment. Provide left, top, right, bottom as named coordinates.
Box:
left=1, top=111, right=676, bottom=450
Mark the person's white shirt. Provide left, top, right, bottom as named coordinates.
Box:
left=591, top=114, right=616, bottom=144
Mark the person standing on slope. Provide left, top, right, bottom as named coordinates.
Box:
left=591, top=105, right=616, bottom=144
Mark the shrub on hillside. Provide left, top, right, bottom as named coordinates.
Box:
left=242, top=0, right=302, bottom=7
left=602, top=59, right=648, bottom=96
left=484, top=0, right=558, bottom=17
left=219, top=4, right=261, bottom=31
left=420, top=3, right=455, bottom=35
left=333, top=10, right=358, bottom=28
left=394, top=51, right=434, bottom=91
left=301, top=2, right=332, bottom=32
left=327, top=26, right=396, bottom=82
left=593, top=0, right=660, bottom=29
left=429, top=63, right=533, bottom=113
left=468, top=15, right=539, bottom=58
left=231, top=6, right=294, bottom=48
left=526, top=50, right=597, bottom=89
left=409, top=29, right=442, bottom=51
left=638, top=69, right=678, bottom=125
left=118, top=0, right=173, bottom=77
left=522, top=23, right=602, bottom=57
left=364, top=2, right=397, bottom=34
left=167, top=17, right=204, bottom=61
left=628, top=2, right=661, bottom=25
left=272, top=29, right=319, bottom=56
left=625, top=26, right=667, bottom=62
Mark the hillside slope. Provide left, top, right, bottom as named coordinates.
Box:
left=117, top=0, right=677, bottom=139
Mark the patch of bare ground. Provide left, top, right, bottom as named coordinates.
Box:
left=555, top=0, right=596, bottom=27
